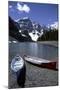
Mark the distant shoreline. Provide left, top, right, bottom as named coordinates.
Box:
left=9, top=36, right=58, bottom=47
left=37, top=41, right=58, bottom=47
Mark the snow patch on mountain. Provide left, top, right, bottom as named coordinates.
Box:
left=47, top=21, right=58, bottom=30
left=50, top=21, right=58, bottom=30
left=22, top=17, right=29, bottom=20
left=29, top=29, right=43, bottom=41
left=29, top=32, right=39, bottom=41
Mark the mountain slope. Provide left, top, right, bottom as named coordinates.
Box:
left=9, top=16, right=32, bottom=42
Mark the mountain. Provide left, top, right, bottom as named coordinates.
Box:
left=15, top=22, right=20, bottom=30
left=29, top=29, right=44, bottom=41
left=47, top=22, right=58, bottom=30
left=9, top=17, right=19, bottom=36
left=9, top=16, right=32, bottom=42
left=16, top=17, right=43, bottom=41
left=18, top=17, right=33, bottom=32
left=32, top=22, right=41, bottom=32
left=10, top=16, right=58, bottom=41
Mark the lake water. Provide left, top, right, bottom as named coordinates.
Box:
left=9, top=42, right=58, bottom=60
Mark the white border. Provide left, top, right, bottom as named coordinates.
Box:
left=9, top=0, right=59, bottom=4
left=0, top=0, right=60, bottom=90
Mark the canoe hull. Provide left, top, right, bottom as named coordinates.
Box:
left=11, top=55, right=26, bottom=87
left=23, top=55, right=57, bottom=70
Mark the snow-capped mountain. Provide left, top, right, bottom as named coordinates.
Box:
left=18, top=17, right=33, bottom=32
left=50, top=22, right=58, bottom=30
left=9, top=16, right=32, bottom=42
left=32, top=22, right=41, bottom=32
left=15, top=17, right=58, bottom=41
left=16, top=17, right=43, bottom=41
left=47, top=21, right=58, bottom=30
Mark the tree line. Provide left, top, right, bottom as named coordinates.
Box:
left=38, top=29, right=58, bottom=41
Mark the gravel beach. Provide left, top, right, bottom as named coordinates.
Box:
left=9, top=59, right=58, bottom=89
left=9, top=41, right=58, bottom=89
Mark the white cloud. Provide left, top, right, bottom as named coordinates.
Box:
left=17, top=3, right=22, bottom=11
left=17, top=2, right=30, bottom=13
left=9, top=5, right=12, bottom=9
left=22, top=4, right=30, bottom=13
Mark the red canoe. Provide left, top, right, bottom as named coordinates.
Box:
left=23, top=55, right=58, bottom=70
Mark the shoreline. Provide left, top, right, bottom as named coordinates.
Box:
left=9, top=37, right=58, bottom=47
left=37, top=41, right=58, bottom=47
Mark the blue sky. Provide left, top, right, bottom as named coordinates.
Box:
left=8, top=1, right=58, bottom=26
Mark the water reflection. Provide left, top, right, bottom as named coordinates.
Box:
left=9, top=42, right=58, bottom=60
left=29, top=43, right=38, bottom=56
